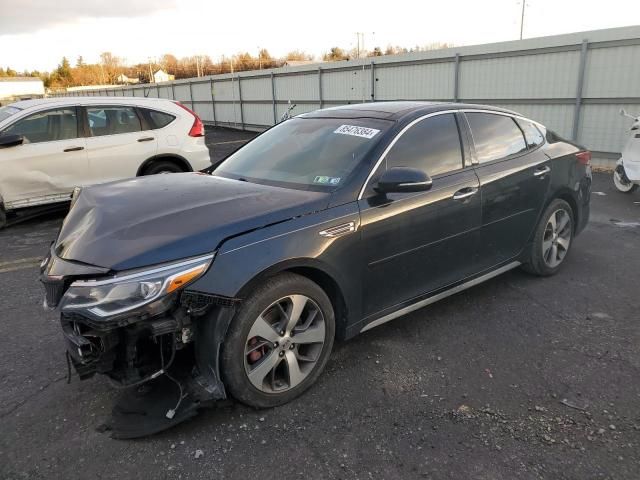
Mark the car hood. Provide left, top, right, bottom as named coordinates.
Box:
left=55, top=173, right=329, bottom=271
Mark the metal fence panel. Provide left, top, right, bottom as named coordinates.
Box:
left=459, top=51, right=580, bottom=99
left=375, top=62, right=455, bottom=100
left=582, top=45, right=640, bottom=98
left=274, top=74, right=319, bottom=102
left=240, top=77, right=272, bottom=101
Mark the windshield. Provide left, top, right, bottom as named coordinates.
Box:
left=215, top=117, right=391, bottom=191
left=0, top=106, right=21, bottom=124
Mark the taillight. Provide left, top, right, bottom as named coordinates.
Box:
left=576, top=151, right=591, bottom=165
left=173, top=102, right=205, bottom=137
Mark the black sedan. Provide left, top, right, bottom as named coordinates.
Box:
left=41, top=101, right=591, bottom=436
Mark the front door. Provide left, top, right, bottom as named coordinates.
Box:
left=83, top=105, right=157, bottom=184
left=0, top=107, right=89, bottom=209
left=358, top=113, right=482, bottom=319
left=463, top=112, right=551, bottom=271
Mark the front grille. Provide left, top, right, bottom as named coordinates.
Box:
left=41, top=277, right=65, bottom=308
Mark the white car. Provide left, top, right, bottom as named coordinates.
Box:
left=0, top=97, right=211, bottom=226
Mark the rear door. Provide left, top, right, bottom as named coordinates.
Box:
left=463, top=111, right=550, bottom=271
left=0, top=107, right=89, bottom=209
left=83, top=105, right=157, bottom=183
left=358, top=112, right=481, bottom=318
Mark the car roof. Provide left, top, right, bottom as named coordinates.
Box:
left=9, top=96, right=175, bottom=110
left=301, top=101, right=519, bottom=121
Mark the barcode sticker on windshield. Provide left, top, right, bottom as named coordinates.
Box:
left=334, top=125, right=380, bottom=139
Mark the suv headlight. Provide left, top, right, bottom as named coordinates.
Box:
left=59, top=253, right=214, bottom=321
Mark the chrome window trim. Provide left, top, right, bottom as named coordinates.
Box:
left=357, top=107, right=542, bottom=201
left=357, top=109, right=459, bottom=200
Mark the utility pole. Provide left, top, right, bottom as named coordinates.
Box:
left=355, top=32, right=364, bottom=58
left=519, top=1, right=526, bottom=40
left=148, top=58, right=154, bottom=84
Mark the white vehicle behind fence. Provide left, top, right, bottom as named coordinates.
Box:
left=0, top=97, right=211, bottom=226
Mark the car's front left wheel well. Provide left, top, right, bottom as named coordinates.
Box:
left=285, top=266, right=348, bottom=339
left=137, top=155, right=192, bottom=176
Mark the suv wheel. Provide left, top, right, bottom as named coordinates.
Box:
left=144, top=160, right=185, bottom=175
left=522, top=199, right=574, bottom=276
left=221, top=273, right=335, bottom=408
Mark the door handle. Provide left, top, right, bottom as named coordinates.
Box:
left=452, top=187, right=478, bottom=201
left=534, top=166, right=551, bottom=177
left=137, top=137, right=155, bottom=142
left=63, top=146, right=84, bottom=152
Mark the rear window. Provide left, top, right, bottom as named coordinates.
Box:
left=466, top=112, right=527, bottom=163
left=515, top=118, right=545, bottom=149
left=0, top=106, right=21, bottom=123
left=87, top=106, right=141, bottom=136
left=147, top=109, right=176, bottom=129
left=215, top=117, right=392, bottom=191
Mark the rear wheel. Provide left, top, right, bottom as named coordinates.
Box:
left=143, top=160, right=185, bottom=175
left=221, top=273, right=335, bottom=408
left=613, top=166, right=638, bottom=193
left=522, top=199, right=574, bottom=276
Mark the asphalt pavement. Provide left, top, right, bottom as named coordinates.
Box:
left=1, top=130, right=639, bottom=479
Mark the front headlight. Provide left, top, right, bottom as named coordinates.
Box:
left=59, top=253, right=214, bottom=321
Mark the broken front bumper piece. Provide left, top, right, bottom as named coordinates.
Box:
left=41, top=252, right=239, bottom=438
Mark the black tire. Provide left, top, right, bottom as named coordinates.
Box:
left=0, top=208, right=6, bottom=229
left=221, top=273, right=335, bottom=408
left=522, top=198, right=575, bottom=276
left=143, top=160, right=185, bottom=175
left=613, top=166, right=639, bottom=193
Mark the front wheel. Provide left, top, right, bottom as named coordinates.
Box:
left=221, top=273, right=335, bottom=408
left=613, top=166, right=638, bottom=193
left=522, top=199, right=574, bottom=276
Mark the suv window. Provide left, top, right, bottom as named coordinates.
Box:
left=86, top=106, right=141, bottom=136
left=385, top=113, right=463, bottom=176
left=146, top=109, right=175, bottom=129
left=515, top=118, right=545, bottom=149
left=3, top=108, right=78, bottom=144
left=466, top=112, right=527, bottom=163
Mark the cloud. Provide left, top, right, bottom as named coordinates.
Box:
left=0, top=0, right=178, bottom=35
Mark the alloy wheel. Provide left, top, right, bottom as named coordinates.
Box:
left=542, top=208, right=572, bottom=268
left=244, top=295, right=326, bottom=393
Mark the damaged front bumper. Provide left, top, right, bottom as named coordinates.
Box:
left=41, top=250, right=239, bottom=437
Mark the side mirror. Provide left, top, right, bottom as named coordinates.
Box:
left=0, top=134, right=24, bottom=148
left=375, top=167, right=432, bottom=194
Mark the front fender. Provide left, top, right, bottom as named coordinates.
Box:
left=189, top=202, right=363, bottom=327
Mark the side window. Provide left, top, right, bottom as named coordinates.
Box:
left=3, top=108, right=78, bottom=144
left=86, top=106, right=141, bottom=137
left=466, top=113, right=527, bottom=163
left=385, top=114, right=463, bottom=176
left=515, top=118, right=545, bottom=149
left=147, top=109, right=176, bottom=129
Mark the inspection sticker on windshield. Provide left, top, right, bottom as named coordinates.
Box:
left=333, top=124, right=380, bottom=139
left=314, top=176, right=341, bottom=185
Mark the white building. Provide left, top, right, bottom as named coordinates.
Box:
left=153, top=69, right=175, bottom=83
left=0, top=77, right=45, bottom=102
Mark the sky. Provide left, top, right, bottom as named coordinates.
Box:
left=1, top=0, right=639, bottom=72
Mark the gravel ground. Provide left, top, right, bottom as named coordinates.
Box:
left=0, top=129, right=639, bottom=479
